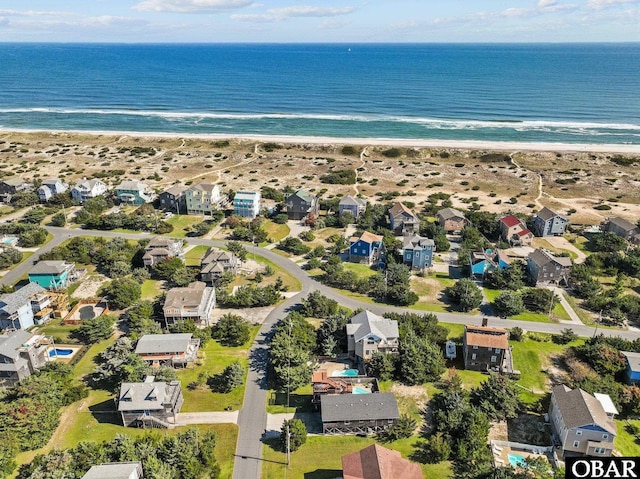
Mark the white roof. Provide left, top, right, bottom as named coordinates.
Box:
left=594, top=393, right=619, bottom=416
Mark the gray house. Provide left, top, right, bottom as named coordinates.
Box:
left=388, top=202, right=419, bottom=235
left=321, top=392, right=400, bottom=435
left=286, top=189, right=319, bottom=221
left=0, top=330, right=49, bottom=387
left=134, top=333, right=200, bottom=368
left=82, top=462, right=144, bottom=479
left=158, top=185, right=186, bottom=214
left=527, top=248, right=572, bottom=286
left=163, top=281, right=215, bottom=326
left=339, top=196, right=367, bottom=220
left=346, top=311, right=399, bottom=362
left=602, top=217, right=640, bottom=246
left=532, top=207, right=568, bottom=237
left=142, top=237, right=184, bottom=268
left=200, top=248, right=239, bottom=284
left=549, top=385, right=617, bottom=458
left=37, top=178, right=68, bottom=202
left=117, top=376, right=183, bottom=428
left=0, top=177, right=31, bottom=203
left=437, top=207, right=467, bottom=233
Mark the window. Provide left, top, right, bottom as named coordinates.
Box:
left=495, top=348, right=501, bottom=353
left=344, top=421, right=350, bottom=425
left=576, top=431, right=582, bottom=436
left=594, top=447, right=606, bottom=454
left=472, top=345, right=478, bottom=350
left=471, top=353, right=477, bottom=360
left=603, top=434, right=608, bottom=440
left=491, top=356, right=497, bottom=363
left=573, top=441, right=580, bottom=448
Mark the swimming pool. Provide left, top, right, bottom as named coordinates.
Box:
left=331, top=369, right=359, bottom=377
left=1, top=237, right=17, bottom=244
left=48, top=348, right=74, bottom=357
left=508, top=453, right=528, bottom=468
left=352, top=387, right=371, bottom=394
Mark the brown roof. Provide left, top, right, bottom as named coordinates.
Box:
left=164, top=281, right=208, bottom=309
left=464, top=325, right=509, bottom=349
left=552, top=385, right=617, bottom=435
left=351, top=231, right=384, bottom=245
left=389, top=202, right=417, bottom=219
left=342, top=444, right=423, bottom=479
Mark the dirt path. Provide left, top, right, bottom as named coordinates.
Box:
left=353, top=146, right=369, bottom=196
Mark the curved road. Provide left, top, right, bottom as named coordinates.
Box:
left=4, top=226, right=640, bottom=479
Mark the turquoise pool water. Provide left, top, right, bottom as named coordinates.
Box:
left=1, top=237, right=16, bottom=244
left=331, top=369, right=359, bottom=377
left=49, top=348, right=73, bottom=357
left=353, top=387, right=370, bottom=394
left=508, top=453, right=527, bottom=468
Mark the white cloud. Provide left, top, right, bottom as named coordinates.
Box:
left=231, top=13, right=279, bottom=22
left=82, top=16, right=148, bottom=27
left=0, top=16, right=8, bottom=27
left=0, top=9, right=71, bottom=17
left=587, top=0, right=638, bottom=9
left=133, top=0, right=254, bottom=13
left=232, top=4, right=355, bottom=23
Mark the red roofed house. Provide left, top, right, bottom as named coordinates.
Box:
left=463, top=322, right=514, bottom=373
left=342, top=444, right=423, bottom=479
left=499, top=215, right=533, bottom=246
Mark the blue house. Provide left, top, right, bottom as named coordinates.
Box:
left=470, top=249, right=510, bottom=278
left=233, top=191, right=261, bottom=218
left=28, top=261, right=75, bottom=289
left=0, top=282, right=50, bottom=330
left=622, top=351, right=640, bottom=384
left=402, top=235, right=435, bottom=270
left=349, top=231, right=385, bottom=265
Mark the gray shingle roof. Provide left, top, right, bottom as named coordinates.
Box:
left=340, top=196, right=366, bottom=207
left=117, top=380, right=180, bottom=412
left=321, top=393, right=399, bottom=423
left=403, top=235, right=435, bottom=251
left=135, top=333, right=192, bottom=355
left=528, top=248, right=572, bottom=268
left=622, top=351, right=640, bottom=372
left=162, top=185, right=186, bottom=196
left=536, top=207, right=565, bottom=222
left=163, top=281, right=210, bottom=309
left=82, top=463, right=143, bottom=479
left=552, top=385, right=617, bottom=435
left=0, top=330, right=34, bottom=360
left=0, top=282, right=46, bottom=315
left=117, top=180, right=148, bottom=192
left=607, top=217, right=637, bottom=233
left=437, top=207, right=465, bottom=220
left=29, top=261, right=73, bottom=275
left=346, top=311, right=399, bottom=343
left=2, top=177, right=27, bottom=187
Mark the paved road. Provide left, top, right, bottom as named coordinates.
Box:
left=5, top=225, right=640, bottom=479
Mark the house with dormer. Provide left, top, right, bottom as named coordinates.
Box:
left=549, top=385, right=617, bottom=458
left=0, top=330, right=49, bottom=387
left=402, top=234, right=435, bottom=270
left=163, top=281, right=215, bottom=326
left=532, top=207, right=568, bottom=237
left=0, top=282, right=51, bottom=330
left=185, top=183, right=222, bottom=216
left=200, top=248, right=239, bottom=283
left=37, top=178, right=68, bottom=202
left=346, top=310, right=399, bottom=362
left=286, top=189, right=319, bottom=221
left=437, top=208, right=467, bottom=233
left=142, top=237, right=184, bottom=268
left=389, top=202, right=419, bottom=235
left=117, top=376, right=183, bottom=428
left=339, top=196, right=367, bottom=220
left=71, top=179, right=108, bottom=203
left=348, top=232, right=385, bottom=265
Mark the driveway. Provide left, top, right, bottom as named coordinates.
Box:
left=175, top=411, right=239, bottom=426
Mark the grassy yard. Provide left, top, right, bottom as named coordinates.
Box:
left=140, top=279, right=164, bottom=300
left=254, top=253, right=302, bottom=292
left=262, top=435, right=451, bottom=479
left=176, top=326, right=259, bottom=412
left=342, top=262, right=378, bottom=279
left=484, top=288, right=556, bottom=323
left=615, top=419, right=640, bottom=456
left=532, top=238, right=578, bottom=260
left=266, top=384, right=314, bottom=414
left=164, top=214, right=206, bottom=238
left=32, top=321, right=81, bottom=344
left=184, top=244, right=209, bottom=266
left=261, top=220, right=290, bottom=244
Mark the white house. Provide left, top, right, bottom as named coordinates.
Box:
left=37, top=178, right=68, bottom=202
left=71, top=179, right=108, bottom=203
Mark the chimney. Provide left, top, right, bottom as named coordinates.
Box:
left=481, top=317, right=488, bottom=327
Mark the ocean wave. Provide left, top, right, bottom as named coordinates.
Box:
left=0, top=108, right=639, bottom=134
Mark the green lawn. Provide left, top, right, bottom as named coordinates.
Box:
left=266, top=384, right=314, bottom=414
left=165, top=214, right=206, bottom=238
left=483, top=288, right=501, bottom=303
left=263, top=435, right=451, bottom=479
left=552, top=302, right=571, bottom=321
left=140, top=279, right=164, bottom=300
left=175, top=327, right=259, bottom=412
left=262, top=220, right=290, bottom=243
left=615, top=419, right=640, bottom=456
left=485, top=288, right=555, bottom=323
left=253, top=253, right=302, bottom=292
left=184, top=245, right=209, bottom=266
left=342, top=262, right=378, bottom=279
left=32, top=321, right=81, bottom=344
left=409, top=301, right=450, bottom=313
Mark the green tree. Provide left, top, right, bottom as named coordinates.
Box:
left=211, top=313, right=252, bottom=347
left=417, top=432, right=451, bottom=463
left=75, top=314, right=116, bottom=343
left=153, top=257, right=186, bottom=281
left=553, top=328, right=578, bottom=345
left=366, top=352, right=395, bottom=381
left=470, top=374, right=523, bottom=421
left=397, top=330, right=445, bottom=385
left=269, top=313, right=315, bottom=392
left=280, top=419, right=307, bottom=452
left=50, top=211, right=66, bottom=227
left=446, top=278, right=483, bottom=312
left=522, top=288, right=558, bottom=313
left=591, top=232, right=627, bottom=252
left=10, top=191, right=38, bottom=208
left=226, top=241, right=248, bottom=262
left=300, top=291, right=340, bottom=318
left=493, top=291, right=525, bottom=317
left=210, top=361, right=244, bottom=393
left=104, top=278, right=141, bottom=310
left=378, top=415, right=416, bottom=442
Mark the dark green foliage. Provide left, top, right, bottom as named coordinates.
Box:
left=509, top=327, right=524, bottom=341
left=170, top=319, right=212, bottom=346
left=446, top=278, right=483, bottom=312
left=10, top=191, right=38, bottom=208
left=209, top=361, right=244, bottom=393
left=269, top=313, right=316, bottom=392
left=50, top=211, right=66, bottom=227
left=21, top=207, right=47, bottom=224
left=298, top=230, right=315, bottom=242
left=315, top=311, right=350, bottom=356
left=379, top=263, right=419, bottom=306
left=126, top=300, right=162, bottom=338
left=521, top=288, right=558, bottom=313
left=470, top=374, right=523, bottom=421
left=466, top=211, right=502, bottom=241
left=212, top=313, right=252, bottom=347
left=226, top=240, right=248, bottom=261
left=398, top=329, right=446, bottom=385
left=152, top=257, right=187, bottom=284
left=382, top=147, right=403, bottom=158
left=0, top=223, right=49, bottom=248
left=591, top=232, right=627, bottom=252
left=217, top=284, right=281, bottom=308
left=553, top=328, right=578, bottom=345
left=104, top=277, right=141, bottom=310
left=261, top=186, right=285, bottom=202
left=493, top=291, right=525, bottom=317
left=301, top=290, right=340, bottom=318
left=385, top=311, right=448, bottom=344
left=85, top=212, right=173, bottom=234
left=366, top=352, right=396, bottom=381
left=280, top=419, right=307, bottom=452
left=277, top=237, right=311, bottom=255
left=0, top=248, right=23, bottom=269
left=341, top=145, right=358, bottom=155
left=479, top=153, right=510, bottom=163
left=483, top=261, right=526, bottom=291
left=420, top=221, right=450, bottom=252
left=611, top=155, right=639, bottom=166
left=0, top=432, right=17, bottom=478
left=272, top=213, right=289, bottom=224
left=75, top=314, right=116, bottom=343
left=417, top=432, right=451, bottom=463
left=320, top=169, right=356, bottom=185
left=378, top=415, right=416, bottom=442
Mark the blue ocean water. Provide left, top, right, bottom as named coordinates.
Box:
left=0, top=43, right=638, bottom=144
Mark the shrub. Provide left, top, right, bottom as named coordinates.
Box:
left=320, top=169, right=356, bottom=185
left=212, top=313, right=252, bottom=347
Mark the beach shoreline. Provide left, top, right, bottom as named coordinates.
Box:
left=1, top=127, right=639, bottom=154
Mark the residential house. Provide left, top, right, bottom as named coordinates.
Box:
left=348, top=231, right=385, bottom=265
left=200, top=248, right=239, bottom=284
left=233, top=191, right=261, bottom=218
left=185, top=183, right=222, bottom=216
left=527, top=248, right=572, bottom=286
left=621, top=351, right=640, bottom=384
left=312, top=371, right=379, bottom=409
left=470, top=249, right=510, bottom=278
left=602, top=217, right=640, bottom=246
left=163, top=281, right=215, bottom=326
left=115, top=180, right=154, bottom=205
left=388, top=202, right=419, bottom=235
left=0, top=177, right=30, bottom=203
left=142, top=237, right=184, bottom=267
left=37, top=178, right=68, bottom=202
left=71, top=179, right=108, bottom=203
left=0, top=330, right=49, bottom=387
left=0, top=282, right=51, bottom=330
left=158, top=185, right=186, bottom=214
left=346, top=310, right=399, bottom=362
left=286, top=189, right=319, bottom=221
left=499, top=214, right=533, bottom=246
left=463, top=323, right=512, bottom=373
left=437, top=207, right=467, bottom=233
left=532, top=207, right=568, bottom=237
left=134, top=333, right=200, bottom=368
left=321, top=392, right=400, bottom=435
left=402, top=234, right=435, bottom=270
left=549, top=385, right=617, bottom=458
left=339, top=196, right=367, bottom=220
left=117, top=376, right=184, bottom=428
left=82, top=462, right=144, bottom=479
left=342, top=444, right=422, bottom=479
left=28, top=261, right=75, bottom=289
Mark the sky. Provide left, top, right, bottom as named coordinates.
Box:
left=0, top=0, right=638, bottom=43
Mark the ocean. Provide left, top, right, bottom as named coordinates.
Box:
left=0, top=43, right=638, bottom=144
